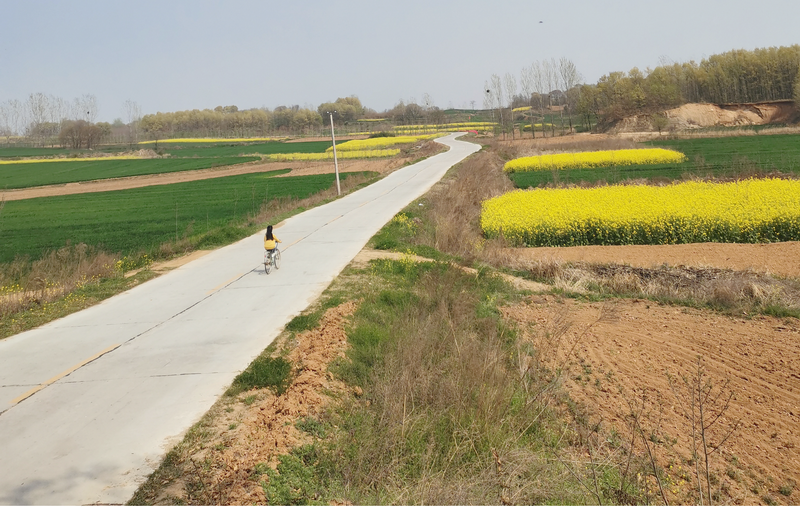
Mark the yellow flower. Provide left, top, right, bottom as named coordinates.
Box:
left=481, top=178, right=800, bottom=247
left=503, top=148, right=687, bottom=173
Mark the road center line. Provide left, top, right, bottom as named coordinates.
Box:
left=10, top=343, right=122, bottom=405
left=206, top=273, right=244, bottom=294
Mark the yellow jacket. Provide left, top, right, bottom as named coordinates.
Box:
left=264, top=235, right=281, bottom=250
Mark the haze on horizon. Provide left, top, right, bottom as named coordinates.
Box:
left=1, top=0, right=798, bottom=122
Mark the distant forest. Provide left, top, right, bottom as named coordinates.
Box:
left=575, top=45, right=800, bottom=124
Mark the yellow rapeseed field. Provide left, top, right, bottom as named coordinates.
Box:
left=263, top=149, right=400, bottom=161
left=138, top=137, right=283, bottom=144
left=0, top=155, right=140, bottom=165
left=328, top=135, right=440, bottom=152
left=391, top=123, right=496, bottom=134
left=503, top=148, right=687, bottom=173
left=481, top=178, right=800, bottom=246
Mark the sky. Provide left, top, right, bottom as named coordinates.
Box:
left=1, top=0, right=798, bottom=123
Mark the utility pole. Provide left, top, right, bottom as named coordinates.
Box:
left=328, top=111, right=341, bottom=196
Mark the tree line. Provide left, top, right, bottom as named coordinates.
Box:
left=0, top=93, right=146, bottom=148
left=577, top=45, right=800, bottom=125
left=490, top=45, right=800, bottom=132
left=138, top=96, right=450, bottom=140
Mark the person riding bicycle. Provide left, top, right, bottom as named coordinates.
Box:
left=264, top=225, right=281, bottom=253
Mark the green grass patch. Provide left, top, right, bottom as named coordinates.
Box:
left=164, top=140, right=332, bottom=158
left=227, top=354, right=292, bottom=396
left=509, top=133, right=800, bottom=187
left=261, top=445, right=328, bottom=505
left=0, top=169, right=372, bottom=263
left=295, top=417, right=328, bottom=439
left=285, top=311, right=324, bottom=333
left=0, top=156, right=259, bottom=189
left=369, top=209, right=423, bottom=251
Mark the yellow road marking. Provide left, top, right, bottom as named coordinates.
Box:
left=206, top=273, right=243, bottom=294
left=11, top=343, right=122, bottom=405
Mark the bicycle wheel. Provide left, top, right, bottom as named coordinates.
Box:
left=274, top=249, right=281, bottom=270
left=264, top=251, right=271, bottom=274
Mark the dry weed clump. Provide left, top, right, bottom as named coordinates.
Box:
left=495, top=136, right=641, bottom=161
left=334, top=266, right=588, bottom=505
left=585, top=263, right=800, bottom=313
left=0, top=243, right=117, bottom=318
left=492, top=249, right=800, bottom=315
left=419, top=149, right=514, bottom=260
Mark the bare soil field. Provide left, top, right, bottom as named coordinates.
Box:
left=508, top=241, right=800, bottom=279
left=502, top=295, right=800, bottom=505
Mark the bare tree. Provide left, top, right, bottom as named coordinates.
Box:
left=26, top=92, right=49, bottom=143
left=490, top=74, right=504, bottom=138
left=543, top=58, right=558, bottom=136
left=520, top=65, right=535, bottom=138
left=504, top=72, right=517, bottom=140
left=123, top=99, right=142, bottom=147
left=530, top=61, right=546, bottom=137
left=422, top=93, right=434, bottom=125
left=0, top=101, right=10, bottom=142
left=82, top=94, right=99, bottom=123
left=483, top=81, right=496, bottom=131
left=72, top=94, right=98, bottom=123
left=50, top=96, right=70, bottom=125
left=558, top=57, right=583, bottom=134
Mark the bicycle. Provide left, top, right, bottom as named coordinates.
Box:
left=264, top=247, right=281, bottom=274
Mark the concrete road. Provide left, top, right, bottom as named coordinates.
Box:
left=0, top=134, right=479, bottom=505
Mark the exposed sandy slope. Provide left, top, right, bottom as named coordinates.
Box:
left=667, top=102, right=799, bottom=129
left=614, top=101, right=800, bottom=133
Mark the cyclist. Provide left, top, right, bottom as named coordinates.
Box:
left=264, top=225, right=281, bottom=255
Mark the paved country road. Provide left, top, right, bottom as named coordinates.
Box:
left=0, top=134, right=480, bottom=505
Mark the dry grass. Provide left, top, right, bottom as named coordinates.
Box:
left=526, top=260, right=800, bottom=316
left=494, top=136, right=641, bottom=161
left=409, top=137, right=800, bottom=317
left=331, top=263, right=590, bottom=505
left=417, top=147, right=514, bottom=262
left=0, top=243, right=118, bottom=318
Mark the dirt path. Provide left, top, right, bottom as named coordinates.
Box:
left=0, top=157, right=412, bottom=202
left=502, top=295, right=800, bottom=505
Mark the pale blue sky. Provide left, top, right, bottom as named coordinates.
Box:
left=1, top=0, right=798, bottom=122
